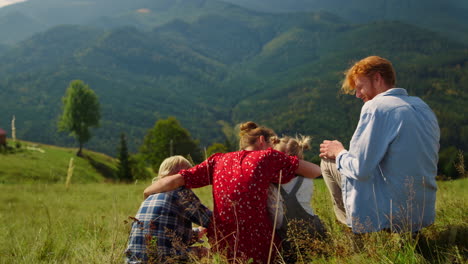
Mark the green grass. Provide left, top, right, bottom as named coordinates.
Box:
left=0, top=183, right=137, bottom=263
left=0, top=178, right=466, bottom=263
left=0, top=140, right=118, bottom=184
left=308, top=179, right=467, bottom=264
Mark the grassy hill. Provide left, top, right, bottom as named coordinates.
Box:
left=0, top=139, right=119, bottom=184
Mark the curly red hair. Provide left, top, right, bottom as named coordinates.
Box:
left=342, top=56, right=396, bottom=94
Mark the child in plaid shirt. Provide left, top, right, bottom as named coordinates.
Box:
left=125, top=156, right=212, bottom=264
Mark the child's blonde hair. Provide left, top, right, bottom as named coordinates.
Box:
left=273, top=135, right=311, bottom=159
left=153, top=155, right=192, bottom=182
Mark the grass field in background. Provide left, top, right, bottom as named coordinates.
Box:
left=0, top=140, right=118, bottom=183
left=0, top=178, right=466, bottom=263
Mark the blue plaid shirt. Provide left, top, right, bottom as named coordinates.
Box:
left=125, top=187, right=212, bottom=263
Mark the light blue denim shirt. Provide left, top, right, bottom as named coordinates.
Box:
left=336, top=88, right=440, bottom=233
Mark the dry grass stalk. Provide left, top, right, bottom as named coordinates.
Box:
left=268, top=170, right=283, bottom=264
left=65, top=157, right=75, bottom=189
left=455, top=150, right=466, bottom=178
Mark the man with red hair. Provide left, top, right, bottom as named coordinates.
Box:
left=319, top=56, right=440, bottom=233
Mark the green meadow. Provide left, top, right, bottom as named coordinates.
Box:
left=0, top=141, right=116, bottom=184
left=0, top=142, right=466, bottom=263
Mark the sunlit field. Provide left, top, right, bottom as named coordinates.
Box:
left=0, top=178, right=466, bottom=263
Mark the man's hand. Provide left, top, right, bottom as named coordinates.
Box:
left=319, top=140, right=346, bottom=160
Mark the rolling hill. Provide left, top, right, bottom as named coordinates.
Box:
left=0, top=140, right=119, bottom=183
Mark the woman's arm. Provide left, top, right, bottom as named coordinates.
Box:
left=295, top=160, right=321, bottom=179
left=143, top=174, right=185, bottom=198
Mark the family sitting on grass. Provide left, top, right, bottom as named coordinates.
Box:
left=125, top=56, right=440, bottom=264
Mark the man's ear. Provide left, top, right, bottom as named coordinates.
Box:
left=376, top=72, right=387, bottom=85
left=373, top=72, right=387, bottom=90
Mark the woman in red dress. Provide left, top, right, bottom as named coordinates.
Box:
left=143, top=122, right=321, bottom=263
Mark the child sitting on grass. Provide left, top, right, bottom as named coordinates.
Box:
left=268, top=136, right=327, bottom=252
left=125, top=156, right=212, bottom=264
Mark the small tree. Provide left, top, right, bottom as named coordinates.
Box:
left=206, top=142, right=228, bottom=158
left=140, top=117, right=201, bottom=171
left=130, top=153, right=152, bottom=181
left=58, top=80, right=100, bottom=156
left=117, top=133, right=133, bottom=182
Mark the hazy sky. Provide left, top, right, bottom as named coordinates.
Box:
left=0, top=0, right=28, bottom=8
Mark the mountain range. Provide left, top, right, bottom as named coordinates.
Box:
left=0, top=0, right=466, bottom=170
left=221, top=0, right=468, bottom=43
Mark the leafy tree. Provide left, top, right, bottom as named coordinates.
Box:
left=140, top=117, right=201, bottom=171
left=438, top=146, right=461, bottom=180
left=218, top=121, right=239, bottom=152
left=205, top=142, right=228, bottom=158
left=130, top=153, right=153, bottom=181
left=117, top=133, right=133, bottom=182
left=58, top=80, right=100, bottom=156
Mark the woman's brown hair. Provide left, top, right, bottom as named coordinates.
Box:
left=239, top=121, right=278, bottom=150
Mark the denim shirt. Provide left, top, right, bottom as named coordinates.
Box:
left=336, top=88, right=440, bottom=233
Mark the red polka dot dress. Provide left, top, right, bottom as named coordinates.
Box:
left=180, top=148, right=299, bottom=263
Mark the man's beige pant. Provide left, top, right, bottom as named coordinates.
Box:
left=321, top=159, right=347, bottom=224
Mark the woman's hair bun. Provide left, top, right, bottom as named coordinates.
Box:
left=240, top=121, right=258, bottom=132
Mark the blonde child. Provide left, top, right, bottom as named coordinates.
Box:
left=125, top=156, right=212, bottom=264
left=268, top=136, right=327, bottom=241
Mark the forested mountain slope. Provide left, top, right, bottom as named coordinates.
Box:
left=0, top=0, right=255, bottom=44
left=230, top=21, right=468, bottom=156
left=0, top=10, right=466, bottom=161
left=221, top=0, right=468, bottom=43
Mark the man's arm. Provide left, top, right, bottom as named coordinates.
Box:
left=295, top=160, right=322, bottom=179
left=143, top=174, right=185, bottom=198
left=323, top=109, right=398, bottom=181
